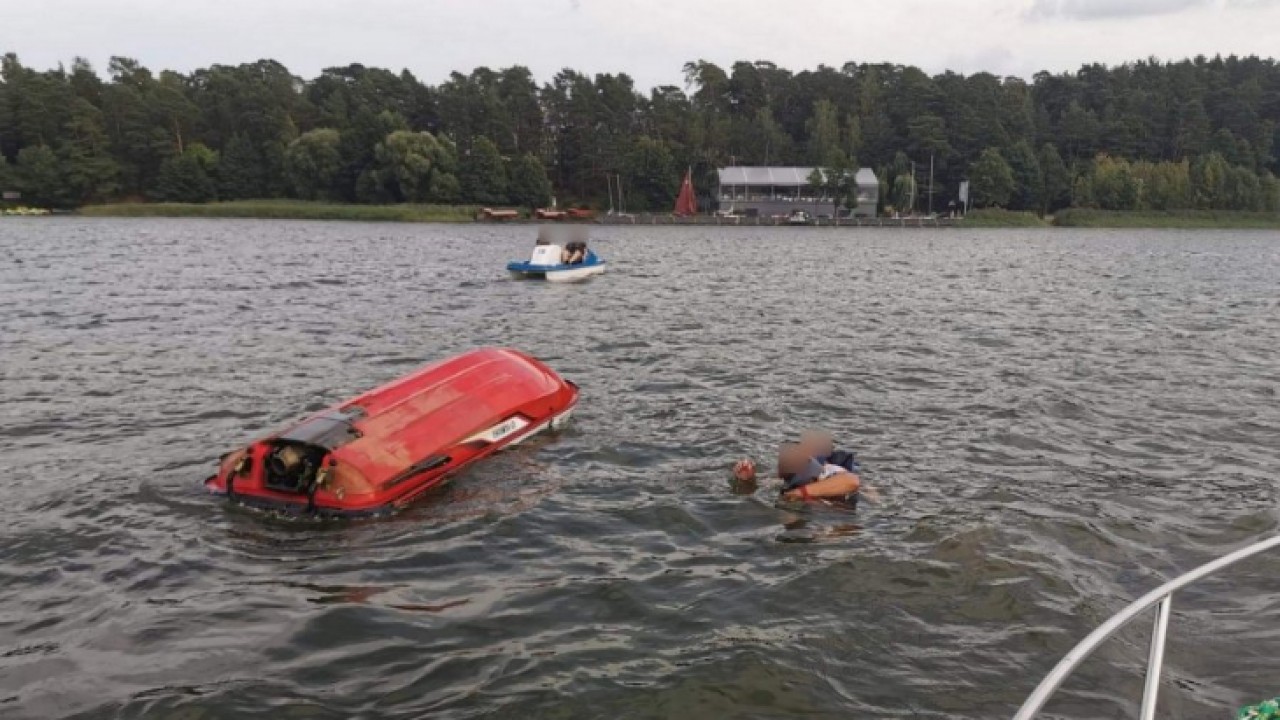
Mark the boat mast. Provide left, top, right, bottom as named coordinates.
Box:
left=910, top=161, right=917, bottom=215
left=928, top=154, right=934, bottom=216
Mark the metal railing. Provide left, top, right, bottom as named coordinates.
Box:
left=1014, top=533, right=1280, bottom=720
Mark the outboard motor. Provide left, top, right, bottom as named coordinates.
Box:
left=264, top=442, right=326, bottom=493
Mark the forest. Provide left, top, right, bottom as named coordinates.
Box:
left=2, top=52, right=1280, bottom=215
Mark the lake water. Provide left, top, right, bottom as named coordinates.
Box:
left=1, top=218, right=1278, bottom=719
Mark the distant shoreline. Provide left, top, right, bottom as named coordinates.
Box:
left=70, top=202, right=1280, bottom=230
left=966, top=208, right=1280, bottom=229
left=78, top=200, right=480, bottom=223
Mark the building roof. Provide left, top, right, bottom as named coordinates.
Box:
left=717, top=166, right=878, bottom=187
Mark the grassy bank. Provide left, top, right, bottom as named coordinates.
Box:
left=1052, top=208, right=1280, bottom=229
left=958, top=209, right=1050, bottom=227
left=959, top=208, right=1280, bottom=229
left=79, top=200, right=483, bottom=223
left=75, top=201, right=1280, bottom=229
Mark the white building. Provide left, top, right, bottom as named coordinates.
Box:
left=715, top=166, right=879, bottom=218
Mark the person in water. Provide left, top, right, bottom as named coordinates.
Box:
left=777, top=443, right=863, bottom=502
left=535, top=227, right=552, bottom=246
left=732, top=432, right=873, bottom=504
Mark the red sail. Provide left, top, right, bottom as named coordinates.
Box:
left=673, top=168, right=697, bottom=216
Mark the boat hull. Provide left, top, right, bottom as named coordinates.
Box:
left=204, top=348, right=578, bottom=517
left=507, top=255, right=606, bottom=283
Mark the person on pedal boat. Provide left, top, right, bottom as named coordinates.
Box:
left=562, top=227, right=588, bottom=264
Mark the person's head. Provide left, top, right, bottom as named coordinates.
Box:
left=776, top=443, right=811, bottom=479
left=777, top=443, right=824, bottom=489
left=536, top=227, right=551, bottom=245
left=798, top=430, right=834, bottom=459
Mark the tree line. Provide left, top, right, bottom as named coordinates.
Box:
left=2, top=52, right=1279, bottom=213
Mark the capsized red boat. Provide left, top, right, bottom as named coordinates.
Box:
left=205, top=348, right=578, bottom=517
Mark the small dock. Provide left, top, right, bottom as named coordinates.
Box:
left=595, top=214, right=960, bottom=228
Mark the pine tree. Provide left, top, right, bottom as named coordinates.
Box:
left=806, top=99, right=841, bottom=166
left=14, top=145, right=65, bottom=207
left=217, top=133, right=266, bottom=200
left=59, top=98, right=119, bottom=204
left=1038, top=144, right=1071, bottom=214
left=624, top=136, right=677, bottom=212
left=969, top=148, right=1015, bottom=208
left=1005, top=140, right=1042, bottom=212
left=154, top=144, right=217, bottom=203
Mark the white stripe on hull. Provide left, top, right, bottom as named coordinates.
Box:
left=510, top=264, right=605, bottom=283
left=545, top=264, right=605, bottom=283
left=496, top=405, right=575, bottom=450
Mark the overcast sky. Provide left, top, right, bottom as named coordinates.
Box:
left=6, top=0, right=1280, bottom=89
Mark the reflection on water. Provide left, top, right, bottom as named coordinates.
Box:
left=0, top=219, right=1278, bottom=719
